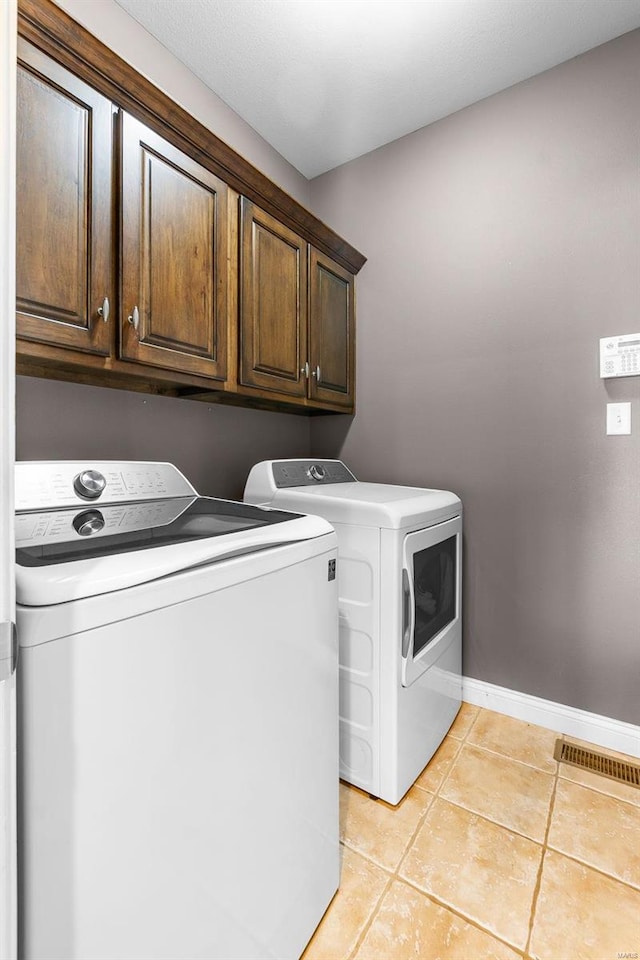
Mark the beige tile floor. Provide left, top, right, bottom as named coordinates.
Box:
left=302, top=704, right=640, bottom=960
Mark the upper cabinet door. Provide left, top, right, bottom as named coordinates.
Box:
left=16, top=40, right=114, bottom=356
left=308, top=248, right=355, bottom=409
left=239, top=198, right=308, bottom=397
left=120, top=113, right=228, bottom=380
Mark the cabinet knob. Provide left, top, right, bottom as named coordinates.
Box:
left=301, top=361, right=310, bottom=378
left=312, top=365, right=321, bottom=382
left=97, top=297, right=110, bottom=323
left=128, top=305, right=140, bottom=332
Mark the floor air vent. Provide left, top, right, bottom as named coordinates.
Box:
left=554, top=739, right=640, bottom=788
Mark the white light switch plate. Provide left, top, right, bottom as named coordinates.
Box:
left=606, top=402, right=631, bottom=435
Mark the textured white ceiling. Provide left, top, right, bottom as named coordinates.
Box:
left=114, top=0, right=640, bottom=178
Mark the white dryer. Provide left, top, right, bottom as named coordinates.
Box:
left=245, top=459, right=462, bottom=805
left=16, top=461, right=339, bottom=960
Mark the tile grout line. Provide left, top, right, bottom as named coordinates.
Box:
left=524, top=751, right=560, bottom=958
left=393, top=872, right=530, bottom=958
left=427, top=703, right=480, bottom=793
left=555, top=771, right=640, bottom=810
left=450, top=715, right=640, bottom=889
left=343, top=707, right=536, bottom=959
left=458, top=702, right=482, bottom=744
left=391, top=705, right=477, bottom=879
left=394, top=705, right=480, bottom=880
left=345, top=871, right=394, bottom=960
left=526, top=761, right=640, bottom=923
left=426, top=708, right=554, bottom=847
left=448, top=706, right=532, bottom=957
left=428, top=794, right=547, bottom=846
left=344, top=706, right=481, bottom=959
left=393, top=787, right=438, bottom=879
left=421, top=708, right=532, bottom=957
left=462, top=739, right=559, bottom=776
left=341, top=779, right=439, bottom=959
left=557, top=777, right=640, bottom=809
left=396, top=708, right=533, bottom=957
left=543, top=844, right=640, bottom=895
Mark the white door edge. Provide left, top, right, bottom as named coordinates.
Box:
left=0, top=1, right=17, bottom=957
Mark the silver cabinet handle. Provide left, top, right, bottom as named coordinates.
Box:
left=300, top=361, right=310, bottom=378
left=97, top=297, right=110, bottom=323
left=312, top=365, right=321, bottom=381
left=128, top=305, right=140, bottom=332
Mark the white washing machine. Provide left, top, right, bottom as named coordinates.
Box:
left=245, top=459, right=462, bottom=805
left=16, top=461, right=339, bottom=960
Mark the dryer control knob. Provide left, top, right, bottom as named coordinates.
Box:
left=73, top=509, right=105, bottom=537
left=307, top=463, right=327, bottom=482
left=73, top=469, right=107, bottom=500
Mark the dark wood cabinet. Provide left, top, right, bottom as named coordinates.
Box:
left=16, top=52, right=230, bottom=383
left=308, top=248, right=355, bottom=409
left=120, top=114, right=228, bottom=380
left=15, top=0, right=366, bottom=413
left=240, top=201, right=356, bottom=411
left=16, top=38, right=114, bottom=357
left=239, top=198, right=308, bottom=398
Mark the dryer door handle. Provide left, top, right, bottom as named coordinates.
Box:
left=401, top=567, right=414, bottom=659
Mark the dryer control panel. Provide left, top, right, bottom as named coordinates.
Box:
left=272, top=460, right=356, bottom=487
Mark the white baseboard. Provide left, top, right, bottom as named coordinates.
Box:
left=462, top=676, right=640, bottom=759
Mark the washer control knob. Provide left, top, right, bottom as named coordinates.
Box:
left=72, top=509, right=105, bottom=537
left=307, top=463, right=327, bottom=482
left=73, top=469, right=106, bottom=500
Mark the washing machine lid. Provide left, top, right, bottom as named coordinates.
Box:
left=245, top=460, right=461, bottom=529
left=15, top=500, right=332, bottom=606
left=15, top=461, right=333, bottom=606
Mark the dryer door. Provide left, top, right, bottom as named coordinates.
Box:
left=401, top=515, right=461, bottom=687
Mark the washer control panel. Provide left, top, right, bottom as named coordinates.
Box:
left=272, top=460, right=356, bottom=488
left=15, top=497, right=195, bottom=546
left=15, top=461, right=197, bottom=511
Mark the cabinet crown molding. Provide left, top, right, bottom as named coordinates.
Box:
left=17, top=0, right=366, bottom=276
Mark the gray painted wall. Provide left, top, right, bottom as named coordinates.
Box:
left=17, top=378, right=310, bottom=500
left=309, top=31, right=640, bottom=725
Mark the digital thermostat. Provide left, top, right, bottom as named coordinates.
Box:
left=599, top=333, right=640, bottom=378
